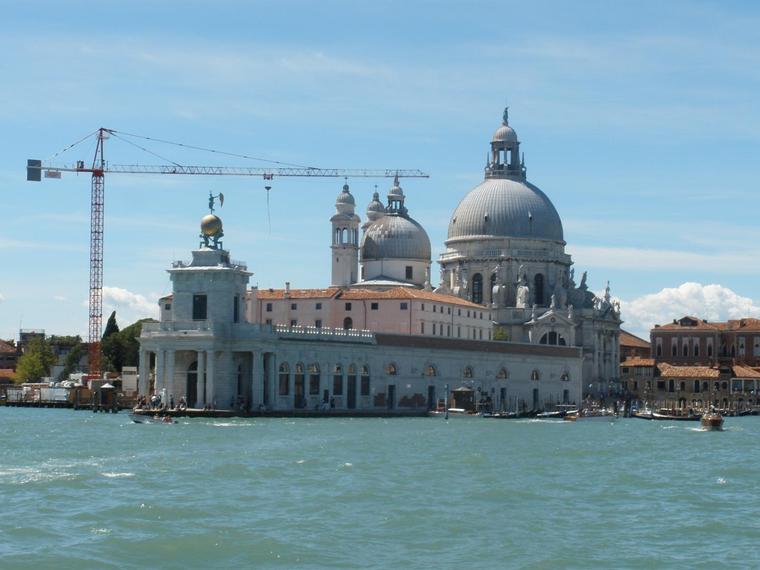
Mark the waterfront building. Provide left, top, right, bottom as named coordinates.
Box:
left=139, top=201, right=583, bottom=412
left=619, top=330, right=650, bottom=360
left=0, top=339, right=18, bottom=370
left=620, top=315, right=760, bottom=409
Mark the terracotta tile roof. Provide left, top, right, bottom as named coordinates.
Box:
left=620, top=357, right=655, bottom=367
left=654, top=316, right=719, bottom=331
left=254, top=286, right=485, bottom=309
left=732, top=365, right=760, bottom=379
left=724, top=318, right=760, bottom=332
left=340, top=287, right=485, bottom=309
left=0, top=368, right=16, bottom=379
left=620, top=330, right=650, bottom=349
left=656, top=363, right=720, bottom=378
left=254, top=287, right=342, bottom=300
left=0, top=340, right=16, bottom=354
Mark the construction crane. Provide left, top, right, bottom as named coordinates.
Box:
left=27, top=127, right=429, bottom=379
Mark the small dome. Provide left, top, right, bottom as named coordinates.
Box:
left=492, top=123, right=517, bottom=143
left=448, top=178, right=563, bottom=242
left=366, top=191, right=385, bottom=222
left=336, top=183, right=355, bottom=206
left=201, top=214, right=222, bottom=237
left=361, top=215, right=431, bottom=261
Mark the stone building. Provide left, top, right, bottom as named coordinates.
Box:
left=139, top=203, right=583, bottom=412
left=436, top=109, right=621, bottom=396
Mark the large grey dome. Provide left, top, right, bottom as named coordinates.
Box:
left=361, top=214, right=431, bottom=261
left=447, top=178, right=564, bottom=242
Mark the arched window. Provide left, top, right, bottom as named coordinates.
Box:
left=657, top=344, right=663, bottom=357
left=497, top=368, right=508, bottom=379
left=343, top=317, right=353, bottom=330
left=694, top=344, right=700, bottom=357
left=472, top=273, right=483, bottom=304
left=360, top=365, right=370, bottom=396
left=680, top=381, right=686, bottom=391
left=683, top=344, right=689, bottom=357
left=463, top=366, right=473, bottom=378
left=707, top=342, right=713, bottom=357
left=334, top=228, right=340, bottom=245
left=539, top=332, right=566, bottom=346
left=341, top=227, right=348, bottom=244
left=278, top=363, right=290, bottom=396
left=560, top=371, right=570, bottom=382
left=333, top=364, right=343, bottom=396
left=531, top=370, right=540, bottom=381
left=534, top=274, right=545, bottom=306
left=672, top=343, right=678, bottom=357
left=385, top=363, right=397, bottom=375
left=294, top=363, right=306, bottom=408
left=424, top=364, right=437, bottom=377
left=308, top=363, right=320, bottom=395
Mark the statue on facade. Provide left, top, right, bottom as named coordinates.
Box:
left=553, top=279, right=567, bottom=309
left=568, top=304, right=575, bottom=321
left=424, top=267, right=432, bottom=291
left=550, top=293, right=557, bottom=310
left=579, top=271, right=588, bottom=291
left=515, top=271, right=530, bottom=308
left=491, top=262, right=505, bottom=308
left=531, top=304, right=537, bottom=320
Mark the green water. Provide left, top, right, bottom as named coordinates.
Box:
left=1, top=408, right=758, bottom=569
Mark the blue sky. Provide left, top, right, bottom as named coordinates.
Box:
left=1, top=0, right=759, bottom=340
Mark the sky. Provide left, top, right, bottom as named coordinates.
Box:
left=1, top=0, right=759, bottom=341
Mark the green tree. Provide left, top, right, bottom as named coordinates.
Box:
left=492, top=326, right=509, bottom=341
left=102, top=318, right=156, bottom=372
left=103, top=311, right=120, bottom=340
left=16, top=337, right=56, bottom=382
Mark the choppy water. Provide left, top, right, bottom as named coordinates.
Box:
left=2, top=408, right=759, bottom=569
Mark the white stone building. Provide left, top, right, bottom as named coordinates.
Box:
left=436, top=109, right=621, bottom=396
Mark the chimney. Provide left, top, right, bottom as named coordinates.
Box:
left=284, top=282, right=291, bottom=299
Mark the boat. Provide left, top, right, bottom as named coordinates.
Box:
left=537, top=404, right=578, bottom=420
left=564, top=407, right=617, bottom=422
left=632, top=406, right=654, bottom=420
left=650, top=409, right=700, bottom=422
left=700, top=409, right=724, bottom=431
left=130, top=413, right=176, bottom=424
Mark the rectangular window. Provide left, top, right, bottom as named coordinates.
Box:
left=458, top=309, right=461, bottom=316
left=290, top=303, right=297, bottom=310
left=400, top=302, right=408, bottom=310
left=233, top=295, right=239, bottom=323
left=333, top=375, right=343, bottom=396
left=265, top=319, right=272, bottom=325
left=467, top=310, right=470, bottom=318
left=421, top=304, right=425, bottom=311
left=447, top=325, right=451, bottom=336
left=192, top=294, right=207, bottom=320
left=432, top=323, right=436, bottom=335
left=164, top=303, right=171, bottom=311
left=345, top=302, right=352, bottom=311
left=315, top=319, right=322, bottom=328
left=266, top=302, right=273, bottom=312
left=433, top=305, right=437, bottom=313
left=290, top=319, right=297, bottom=327
left=448, top=307, right=451, bottom=315
left=421, top=322, right=425, bottom=334
left=405, top=266, right=413, bottom=279
left=371, top=302, right=379, bottom=311
left=457, top=326, right=461, bottom=338
left=316, top=302, right=322, bottom=310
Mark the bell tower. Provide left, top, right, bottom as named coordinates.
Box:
left=330, top=182, right=360, bottom=286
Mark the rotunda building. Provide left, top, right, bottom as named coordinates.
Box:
left=358, top=176, right=431, bottom=288
left=439, top=108, right=572, bottom=309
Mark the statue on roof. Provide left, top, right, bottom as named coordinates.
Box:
left=503, top=106, right=509, bottom=125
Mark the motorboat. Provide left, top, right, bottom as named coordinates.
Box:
left=537, top=405, right=578, bottom=420
left=650, top=409, right=700, bottom=421
left=700, top=409, right=724, bottom=431
left=130, top=413, right=176, bottom=424
left=564, top=408, right=617, bottom=422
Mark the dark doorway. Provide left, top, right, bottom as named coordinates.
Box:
left=427, top=385, right=436, bottom=410
left=387, top=385, right=396, bottom=410
left=532, top=388, right=539, bottom=410
left=187, top=361, right=198, bottom=408
left=500, top=387, right=507, bottom=411
left=294, top=370, right=305, bottom=408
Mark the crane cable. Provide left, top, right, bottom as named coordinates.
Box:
left=45, top=129, right=100, bottom=162
left=108, top=132, right=184, bottom=168
left=110, top=129, right=316, bottom=170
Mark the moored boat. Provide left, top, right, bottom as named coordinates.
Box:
left=130, top=413, right=176, bottom=424
left=651, top=409, right=700, bottom=422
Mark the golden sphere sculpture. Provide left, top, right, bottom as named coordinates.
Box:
left=201, top=214, right=223, bottom=237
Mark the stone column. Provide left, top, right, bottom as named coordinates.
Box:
left=197, top=350, right=206, bottom=408
left=250, top=351, right=260, bottom=408
left=155, top=350, right=165, bottom=395
left=206, top=350, right=216, bottom=408
left=138, top=350, right=149, bottom=396
left=166, top=349, right=176, bottom=404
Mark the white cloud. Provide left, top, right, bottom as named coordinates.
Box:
left=620, top=282, right=760, bottom=338
left=567, top=245, right=760, bottom=274
left=0, top=292, right=4, bottom=302
left=100, top=286, right=158, bottom=326
left=53, top=295, right=67, bottom=302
